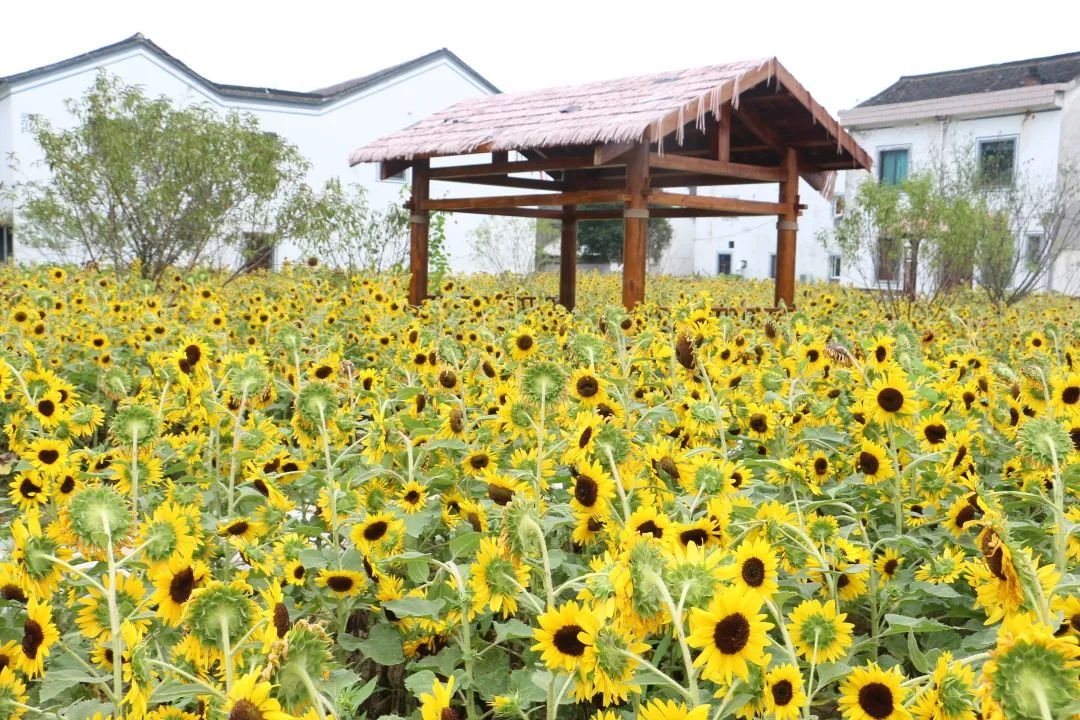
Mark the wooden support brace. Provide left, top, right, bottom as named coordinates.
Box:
left=622, top=142, right=650, bottom=309
left=408, top=159, right=430, bottom=307
left=559, top=206, right=578, bottom=311
left=774, top=148, right=799, bottom=309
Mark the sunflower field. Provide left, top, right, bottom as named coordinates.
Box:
left=0, top=264, right=1078, bottom=720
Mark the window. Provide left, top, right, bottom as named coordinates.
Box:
left=728, top=240, right=735, bottom=250
left=768, top=253, right=777, bottom=279
left=379, top=163, right=408, bottom=183
left=1026, top=233, right=1044, bottom=269
left=878, top=148, right=909, bottom=185
left=241, top=232, right=276, bottom=271
left=717, top=253, right=732, bottom=275
left=876, top=236, right=902, bottom=283
left=833, top=194, right=846, bottom=220
left=978, top=138, right=1017, bottom=186
left=0, top=225, right=12, bottom=263
left=828, top=254, right=842, bottom=280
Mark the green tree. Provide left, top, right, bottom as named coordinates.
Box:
left=16, top=72, right=310, bottom=283
left=578, top=214, right=673, bottom=265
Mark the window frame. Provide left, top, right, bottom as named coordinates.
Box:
left=379, top=163, right=409, bottom=184
left=976, top=136, right=1018, bottom=188
left=768, top=253, right=777, bottom=279
left=877, top=146, right=911, bottom=186
left=828, top=254, right=842, bottom=281
left=717, top=253, right=733, bottom=276
left=0, top=224, right=12, bottom=264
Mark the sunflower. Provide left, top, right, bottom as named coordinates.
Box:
left=636, top=697, right=709, bottom=720
left=568, top=459, right=615, bottom=517
left=855, top=440, right=894, bottom=483
left=8, top=472, right=50, bottom=513
left=625, top=505, right=671, bottom=543
left=150, top=558, right=210, bottom=626
left=76, top=572, right=148, bottom=641
left=875, top=547, right=904, bottom=586
left=910, top=652, right=977, bottom=720
left=687, top=586, right=773, bottom=683
left=485, top=473, right=526, bottom=507
left=398, top=480, right=428, bottom=514
left=839, top=662, right=910, bottom=720
left=722, top=537, right=779, bottom=600
left=861, top=368, right=918, bottom=426
left=568, top=367, right=607, bottom=406
left=576, top=609, right=649, bottom=706
left=470, top=537, right=528, bottom=617
left=764, top=663, right=807, bottom=720
left=314, top=569, right=367, bottom=598
left=0, top=666, right=28, bottom=720
left=17, top=597, right=60, bottom=678
left=350, top=512, right=405, bottom=557
left=743, top=402, right=778, bottom=441
left=981, top=612, right=1080, bottom=720
left=224, top=672, right=292, bottom=720
left=1051, top=371, right=1080, bottom=418
left=22, top=438, right=70, bottom=478
left=867, top=334, right=896, bottom=366
left=788, top=598, right=854, bottom=664
left=532, top=601, right=597, bottom=673
left=509, top=326, right=539, bottom=362
left=29, top=390, right=66, bottom=429
left=917, top=414, right=950, bottom=449
left=419, top=676, right=456, bottom=720
left=914, top=547, right=968, bottom=585
left=217, top=517, right=268, bottom=544
left=137, top=503, right=199, bottom=569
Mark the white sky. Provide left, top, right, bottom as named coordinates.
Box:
left=3, top=0, right=1079, bottom=114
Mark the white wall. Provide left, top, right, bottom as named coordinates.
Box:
left=0, top=45, right=497, bottom=270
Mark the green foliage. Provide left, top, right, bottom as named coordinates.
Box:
left=17, top=72, right=310, bottom=283
left=539, top=211, right=673, bottom=265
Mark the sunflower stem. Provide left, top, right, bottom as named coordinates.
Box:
left=130, top=429, right=140, bottom=515
left=296, top=664, right=331, bottom=720
left=765, top=598, right=799, bottom=667
left=648, top=572, right=699, bottom=705
left=219, top=613, right=234, bottom=694
left=604, top=446, right=632, bottom=524
left=226, top=388, right=248, bottom=517
left=317, top=405, right=340, bottom=565
left=101, top=512, right=125, bottom=714
left=803, top=631, right=819, bottom=720
left=1048, top=440, right=1067, bottom=575
left=42, top=554, right=108, bottom=595
left=712, top=678, right=742, bottom=719
left=145, top=659, right=227, bottom=700
left=617, top=649, right=694, bottom=703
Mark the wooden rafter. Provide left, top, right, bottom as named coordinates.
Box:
left=419, top=189, right=627, bottom=211
left=647, top=192, right=786, bottom=215
left=648, top=153, right=784, bottom=182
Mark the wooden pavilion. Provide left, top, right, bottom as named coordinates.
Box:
left=348, top=57, right=871, bottom=310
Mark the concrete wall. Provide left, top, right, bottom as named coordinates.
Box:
left=0, top=45, right=497, bottom=270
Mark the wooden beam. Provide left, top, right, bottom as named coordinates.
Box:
left=437, top=175, right=564, bottom=191
left=623, top=142, right=650, bottom=309
left=594, top=142, right=636, bottom=166
left=380, top=160, right=411, bottom=180
left=647, top=191, right=786, bottom=215
left=408, top=159, right=430, bottom=307
left=648, top=153, right=784, bottom=182
left=420, top=190, right=627, bottom=212
left=442, top=207, right=564, bottom=220
left=712, top=103, right=731, bottom=162
left=650, top=63, right=775, bottom=142
left=775, top=148, right=799, bottom=309
left=576, top=207, right=759, bottom=220
left=427, top=156, right=598, bottom=180
left=491, top=150, right=509, bottom=164
left=560, top=206, right=577, bottom=311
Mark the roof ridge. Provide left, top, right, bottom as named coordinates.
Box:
left=895, top=50, right=1080, bottom=81
left=1, top=34, right=498, bottom=104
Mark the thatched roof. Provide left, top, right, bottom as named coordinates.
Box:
left=348, top=57, right=868, bottom=175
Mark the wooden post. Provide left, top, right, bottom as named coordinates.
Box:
left=408, top=159, right=430, bottom=307
left=622, top=142, right=650, bottom=309
left=559, top=206, right=578, bottom=311
left=774, top=148, right=799, bottom=309
left=711, top=102, right=731, bottom=162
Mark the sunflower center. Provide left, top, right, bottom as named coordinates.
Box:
left=574, top=475, right=599, bottom=507
left=552, top=624, right=587, bottom=656
left=923, top=424, right=947, bottom=444
left=487, top=484, right=514, bottom=506
left=1063, top=386, right=1080, bottom=404
left=576, top=376, right=599, bottom=398
left=857, top=682, right=895, bottom=719
left=882, top=559, right=899, bottom=576
left=22, top=619, right=45, bottom=659
left=19, top=477, right=43, bottom=499
left=38, top=449, right=60, bottom=465
left=636, top=520, right=663, bottom=538
left=469, top=454, right=490, bottom=470
left=293, top=565, right=306, bottom=580
left=586, top=517, right=605, bottom=532
left=749, top=414, right=768, bottom=433
left=229, top=699, right=265, bottom=720
left=314, top=365, right=332, bottom=379
left=657, top=457, right=680, bottom=481
left=273, top=602, right=290, bottom=638
left=516, top=335, right=534, bottom=351
left=439, top=370, right=458, bottom=389
left=327, top=575, right=354, bottom=592
left=875, top=346, right=887, bottom=363
left=1, top=584, right=27, bottom=602
left=441, top=708, right=459, bottom=720
left=680, top=528, right=709, bottom=547
left=858, top=452, right=880, bottom=475
left=876, top=388, right=904, bottom=413
left=169, top=567, right=196, bottom=604
left=60, top=475, right=75, bottom=493
left=771, top=679, right=794, bottom=705
left=37, top=399, right=56, bottom=417
left=814, top=458, right=829, bottom=475
left=712, top=613, right=750, bottom=654
left=954, top=505, right=976, bottom=529
left=363, top=521, right=389, bottom=541
left=404, top=490, right=421, bottom=504
left=227, top=521, right=250, bottom=536
left=578, top=427, right=593, bottom=448
left=741, top=557, right=766, bottom=587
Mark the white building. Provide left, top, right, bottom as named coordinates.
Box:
left=0, top=33, right=499, bottom=269
left=665, top=51, right=1080, bottom=294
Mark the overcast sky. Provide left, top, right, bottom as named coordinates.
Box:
left=3, top=0, right=1079, bottom=114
